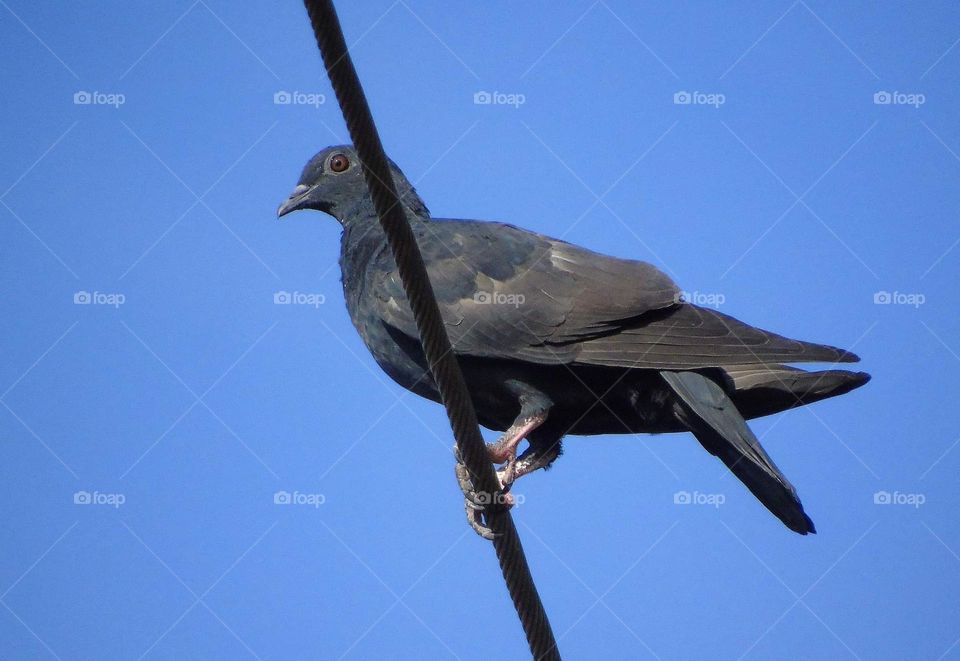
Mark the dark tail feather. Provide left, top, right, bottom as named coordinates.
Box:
left=661, top=370, right=816, bottom=535
left=723, top=365, right=871, bottom=420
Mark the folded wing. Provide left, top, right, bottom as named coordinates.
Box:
left=370, top=219, right=858, bottom=369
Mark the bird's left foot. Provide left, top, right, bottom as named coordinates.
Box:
left=453, top=406, right=548, bottom=539
left=454, top=447, right=514, bottom=540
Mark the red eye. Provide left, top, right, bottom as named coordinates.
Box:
left=329, top=153, right=350, bottom=173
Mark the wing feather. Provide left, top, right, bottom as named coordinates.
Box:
left=368, top=219, right=857, bottom=369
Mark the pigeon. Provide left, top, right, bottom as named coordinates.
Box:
left=278, top=145, right=870, bottom=535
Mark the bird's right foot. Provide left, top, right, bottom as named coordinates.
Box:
left=484, top=410, right=548, bottom=487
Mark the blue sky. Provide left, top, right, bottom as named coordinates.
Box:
left=2, top=1, right=959, bottom=659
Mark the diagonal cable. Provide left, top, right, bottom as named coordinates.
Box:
left=300, top=1, right=560, bottom=658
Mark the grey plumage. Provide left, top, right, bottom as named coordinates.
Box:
left=278, top=145, right=870, bottom=535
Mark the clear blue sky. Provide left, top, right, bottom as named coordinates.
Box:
left=2, top=2, right=959, bottom=659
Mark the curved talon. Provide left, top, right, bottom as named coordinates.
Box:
left=465, top=500, right=497, bottom=540
left=454, top=445, right=514, bottom=539
left=497, top=461, right=516, bottom=489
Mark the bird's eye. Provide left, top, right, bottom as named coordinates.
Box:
left=329, top=154, right=350, bottom=173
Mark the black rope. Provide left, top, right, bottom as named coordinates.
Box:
left=300, top=2, right=560, bottom=659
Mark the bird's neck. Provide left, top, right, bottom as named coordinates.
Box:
left=337, top=178, right=430, bottom=313
left=338, top=189, right=430, bottom=257
left=339, top=210, right=389, bottom=273
left=337, top=179, right=430, bottom=226
left=338, top=205, right=427, bottom=313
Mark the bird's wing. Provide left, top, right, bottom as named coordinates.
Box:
left=370, top=219, right=681, bottom=364
left=574, top=303, right=859, bottom=368
left=371, top=219, right=858, bottom=368
left=661, top=370, right=815, bottom=534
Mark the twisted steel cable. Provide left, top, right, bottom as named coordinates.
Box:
left=301, top=1, right=560, bottom=658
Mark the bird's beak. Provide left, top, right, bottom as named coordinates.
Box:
left=277, top=184, right=312, bottom=218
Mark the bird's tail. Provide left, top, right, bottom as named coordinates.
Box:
left=661, top=370, right=816, bottom=535
left=722, top=365, right=871, bottom=420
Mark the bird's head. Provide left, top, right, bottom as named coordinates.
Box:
left=277, top=145, right=428, bottom=224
